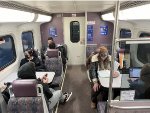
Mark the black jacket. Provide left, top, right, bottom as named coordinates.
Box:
left=18, top=62, right=53, bottom=100
left=20, top=57, right=45, bottom=71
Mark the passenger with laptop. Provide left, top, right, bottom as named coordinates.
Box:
left=129, top=63, right=150, bottom=99
left=89, top=46, right=120, bottom=109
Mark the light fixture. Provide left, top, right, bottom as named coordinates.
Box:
left=119, top=4, right=150, bottom=20
left=102, top=4, right=150, bottom=21
left=101, top=12, right=114, bottom=21
left=36, top=14, right=52, bottom=22
left=0, top=7, right=35, bottom=22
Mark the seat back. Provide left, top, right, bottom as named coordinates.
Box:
left=45, top=57, right=63, bottom=85
left=109, top=101, right=150, bottom=113
left=8, top=79, right=49, bottom=113
left=47, top=49, right=60, bottom=58
left=12, top=79, right=37, bottom=97
left=0, top=92, right=7, bottom=113
left=86, top=44, right=97, bottom=58
left=45, top=57, right=63, bottom=77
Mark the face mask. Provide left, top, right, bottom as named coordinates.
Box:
left=100, top=52, right=108, bottom=60
left=24, top=45, right=28, bottom=50
left=25, top=54, right=29, bottom=59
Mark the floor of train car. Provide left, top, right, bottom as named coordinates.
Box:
left=57, top=65, right=97, bottom=113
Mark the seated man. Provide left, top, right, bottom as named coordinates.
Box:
left=44, top=41, right=56, bottom=57
left=20, top=49, right=45, bottom=71
left=41, top=37, right=55, bottom=61
left=18, top=62, right=72, bottom=109
left=89, top=46, right=119, bottom=109
left=129, top=63, right=150, bottom=99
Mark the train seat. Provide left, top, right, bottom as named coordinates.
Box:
left=0, top=92, right=7, bottom=113
left=45, top=49, right=63, bottom=86
left=45, top=57, right=63, bottom=85
left=7, top=79, right=49, bottom=113
left=47, top=49, right=60, bottom=58
left=86, top=44, right=97, bottom=58
left=97, top=101, right=107, bottom=113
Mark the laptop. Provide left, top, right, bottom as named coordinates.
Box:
left=129, top=67, right=142, bottom=78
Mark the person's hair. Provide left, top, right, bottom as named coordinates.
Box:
left=48, top=37, right=53, bottom=41
left=97, top=46, right=110, bottom=69
left=97, top=46, right=109, bottom=61
left=141, top=63, right=150, bottom=83
left=48, top=41, right=56, bottom=49
left=27, top=49, right=33, bottom=56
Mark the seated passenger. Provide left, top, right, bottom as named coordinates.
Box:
left=129, top=63, right=150, bottom=99
left=20, top=49, right=45, bottom=71
left=41, top=37, right=55, bottom=62
left=89, top=46, right=119, bottom=109
left=48, top=41, right=56, bottom=49
left=18, top=62, right=72, bottom=109
left=45, top=41, right=56, bottom=56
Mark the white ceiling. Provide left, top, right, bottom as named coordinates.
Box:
left=8, top=1, right=118, bottom=13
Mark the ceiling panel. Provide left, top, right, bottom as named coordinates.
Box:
left=8, top=1, right=117, bottom=13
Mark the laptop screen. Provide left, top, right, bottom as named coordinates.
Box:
left=129, top=67, right=142, bottom=78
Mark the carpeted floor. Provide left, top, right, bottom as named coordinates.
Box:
left=57, top=65, right=97, bottom=113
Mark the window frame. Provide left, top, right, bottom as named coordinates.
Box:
left=0, top=35, right=16, bottom=70
left=21, top=31, right=34, bottom=51
left=137, top=32, right=150, bottom=64
left=119, top=28, right=131, bottom=50
left=70, top=21, right=80, bottom=43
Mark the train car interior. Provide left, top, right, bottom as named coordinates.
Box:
left=0, top=1, right=150, bottom=113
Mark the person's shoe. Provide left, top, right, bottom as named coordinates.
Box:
left=64, top=92, right=72, bottom=102
left=91, top=102, right=96, bottom=109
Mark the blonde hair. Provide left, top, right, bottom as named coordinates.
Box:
left=97, top=46, right=110, bottom=70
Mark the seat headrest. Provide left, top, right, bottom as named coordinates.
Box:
left=12, top=79, right=37, bottom=97
left=47, top=49, right=59, bottom=58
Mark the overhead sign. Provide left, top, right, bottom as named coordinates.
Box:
left=49, top=27, right=57, bottom=37
left=87, top=25, right=93, bottom=41
left=100, top=25, right=108, bottom=35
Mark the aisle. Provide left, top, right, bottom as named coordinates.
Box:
left=57, top=65, right=97, bottom=113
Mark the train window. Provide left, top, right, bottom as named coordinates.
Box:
left=22, top=31, right=34, bottom=51
left=119, top=29, right=131, bottom=50
left=137, top=32, right=150, bottom=64
left=70, top=21, right=80, bottom=43
left=0, top=35, right=16, bottom=70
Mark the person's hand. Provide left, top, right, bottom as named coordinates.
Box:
left=93, top=83, right=100, bottom=92
left=113, top=71, right=119, bottom=78
left=41, top=74, right=49, bottom=83
left=0, top=84, right=7, bottom=92
left=128, top=78, right=132, bottom=83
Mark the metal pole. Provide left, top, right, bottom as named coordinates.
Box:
left=107, top=1, right=120, bottom=113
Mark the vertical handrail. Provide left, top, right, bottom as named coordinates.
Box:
left=107, top=1, right=120, bottom=113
